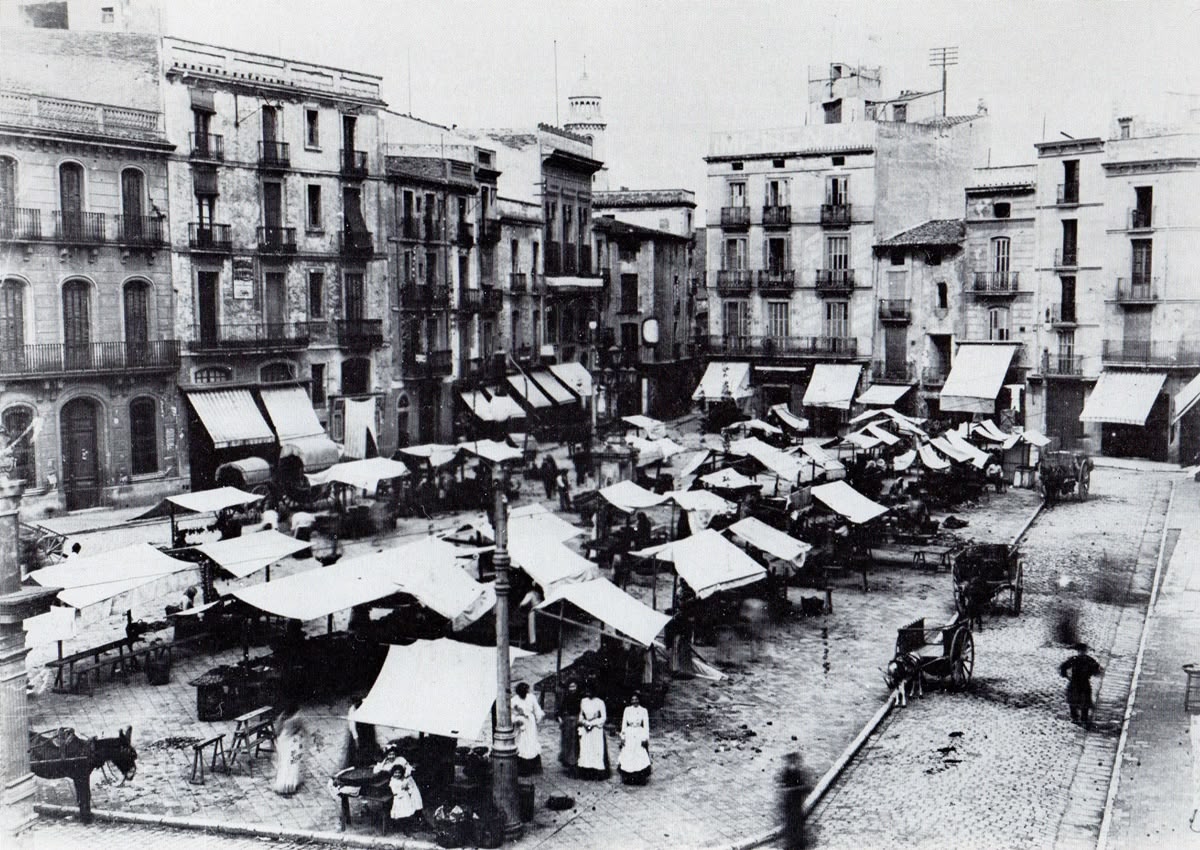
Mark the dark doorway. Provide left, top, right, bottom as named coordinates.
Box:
left=1045, top=382, right=1085, bottom=449
left=61, top=397, right=100, bottom=510
left=341, top=357, right=370, bottom=395
left=197, top=271, right=219, bottom=345
left=1101, top=393, right=1169, bottom=461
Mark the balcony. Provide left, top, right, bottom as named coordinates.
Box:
left=720, top=206, right=751, bottom=229
left=509, top=272, right=528, bottom=293
left=423, top=216, right=440, bottom=241
left=878, top=298, right=912, bottom=323
left=562, top=246, right=579, bottom=275
left=458, top=288, right=483, bottom=313
left=820, top=203, right=852, bottom=227
left=1042, top=353, right=1084, bottom=377
left=762, top=205, right=791, bottom=227
left=258, top=140, right=290, bottom=170
left=479, top=219, right=502, bottom=244
left=461, top=355, right=504, bottom=383
left=114, top=215, right=166, bottom=247
left=0, top=339, right=179, bottom=379
left=455, top=222, right=474, bottom=247
left=340, top=229, right=374, bottom=257
left=716, top=270, right=753, bottom=294
left=335, top=319, right=383, bottom=349
left=340, top=149, right=368, bottom=179
left=1056, top=182, right=1080, bottom=205
left=189, top=222, right=232, bottom=252
left=1115, top=277, right=1158, bottom=306
left=516, top=343, right=534, bottom=365
left=1047, top=303, right=1078, bottom=326
left=1053, top=249, right=1078, bottom=269
left=407, top=349, right=453, bottom=379
left=189, top=132, right=224, bottom=161
left=0, top=208, right=43, bottom=241
left=704, top=335, right=858, bottom=359
left=1102, top=339, right=1200, bottom=368
left=400, top=216, right=420, bottom=240
left=968, top=271, right=1019, bottom=296
left=400, top=284, right=451, bottom=309
left=482, top=287, right=503, bottom=312
left=53, top=211, right=106, bottom=244
left=1129, top=208, right=1154, bottom=231
left=871, top=360, right=915, bottom=382
left=257, top=226, right=297, bottom=254
left=188, top=322, right=310, bottom=352
left=815, top=269, right=855, bottom=294
left=757, top=270, right=795, bottom=292
left=0, top=89, right=164, bottom=143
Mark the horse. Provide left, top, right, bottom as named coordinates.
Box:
left=29, top=726, right=137, bottom=824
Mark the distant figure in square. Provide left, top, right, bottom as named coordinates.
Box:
left=1059, top=642, right=1103, bottom=728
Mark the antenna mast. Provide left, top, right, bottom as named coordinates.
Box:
left=929, top=46, right=959, bottom=117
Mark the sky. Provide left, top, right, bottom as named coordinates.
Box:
left=164, top=0, right=1200, bottom=204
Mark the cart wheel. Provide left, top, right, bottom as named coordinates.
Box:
left=951, top=630, right=975, bottom=690
left=1078, top=464, right=1090, bottom=502
left=953, top=586, right=968, bottom=616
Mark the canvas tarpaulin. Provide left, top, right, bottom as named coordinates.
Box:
left=810, top=481, right=888, bottom=524
left=802, top=364, right=863, bottom=410
left=727, top=517, right=812, bottom=565
left=28, top=543, right=195, bottom=610
left=311, top=457, right=410, bottom=494
left=693, top=361, right=752, bottom=402
left=856, top=383, right=913, bottom=407
left=136, top=486, right=264, bottom=520
left=633, top=529, right=766, bottom=599
left=538, top=578, right=671, bottom=647
left=939, top=344, right=1017, bottom=414
left=342, top=398, right=379, bottom=460
left=197, top=530, right=313, bottom=579
left=599, top=480, right=670, bottom=512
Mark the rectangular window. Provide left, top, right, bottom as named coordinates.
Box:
left=988, top=307, right=1011, bottom=341
left=129, top=398, right=157, bottom=475
left=824, top=300, right=849, bottom=340
left=827, top=176, right=848, bottom=206
left=892, top=104, right=907, bottom=123
left=767, top=301, right=789, bottom=338
left=1061, top=219, right=1078, bottom=265
left=306, top=184, right=321, bottom=230
left=723, top=237, right=747, bottom=270
left=262, top=181, right=283, bottom=229
left=511, top=239, right=520, bottom=271
left=1134, top=186, right=1153, bottom=227
left=825, top=235, right=849, bottom=270
left=1131, top=239, right=1153, bottom=286
left=308, top=271, right=324, bottom=318
left=621, top=322, right=639, bottom=351
left=824, top=99, right=842, bottom=124
left=459, top=254, right=470, bottom=290
left=620, top=274, right=639, bottom=313
left=425, top=251, right=437, bottom=286
left=723, top=301, right=747, bottom=342
left=728, top=181, right=746, bottom=207
left=766, top=179, right=787, bottom=206
left=766, top=238, right=788, bottom=272
left=305, top=109, right=320, bottom=148
left=311, top=363, right=326, bottom=407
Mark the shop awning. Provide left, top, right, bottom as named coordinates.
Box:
left=506, top=535, right=599, bottom=591
left=726, top=517, right=812, bottom=564
left=260, top=385, right=339, bottom=471
left=28, top=543, right=194, bottom=609
left=461, top=390, right=497, bottom=422
left=918, top=442, right=952, bottom=471
left=769, top=403, right=809, bottom=432
left=279, top=434, right=341, bottom=472
left=197, top=530, right=313, bottom=579
left=311, top=457, right=410, bottom=495
left=545, top=276, right=604, bottom=289
left=599, top=480, right=670, bottom=512
left=355, top=639, right=532, bottom=740
left=693, top=362, right=752, bottom=402
left=1080, top=371, right=1167, bottom=426
left=622, top=414, right=665, bottom=435
left=633, top=529, right=766, bottom=599
left=803, top=364, right=863, bottom=411
left=699, top=468, right=759, bottom=491
left=530, top=371, right=577, bottom=405
left=810, top=481, right=888, bottom=524
left=136, top=486, right=264, bottom=520
left=549, top=361, right=593, bottom=397
left=185, top=389, right=275, bottom=449
left=940, top=344, right=1017, bottom=414
left=507, top=374, right=555, bottom=408
left=398, top=444, right=462, bottom=468
left=1174, top=373, right=1200, bottom=426
left=857, top=383, right=913, bottom=407
left=459, top=439, right=524, bottom=464
left=538, top=578, right=671, bottom=648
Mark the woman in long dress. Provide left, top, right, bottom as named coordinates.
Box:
left=576, top=684, right=609, bottom=780
left=558, top=680, right=582, bottom=774
left=618, top=693, right=652, bottom=785
left=512, top=682, right=545, bottom=776
left=272, top=712, right=306, bottom=795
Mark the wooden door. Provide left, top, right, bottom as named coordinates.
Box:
left=263, top=272, right=286, bottom=335
left=0, top=279, right=23, bottom=372
left=124, top=282, right=149, bottom=364
left=197, top=271, right=218, bottom=345
left=121, top=169, right=144, bottom=240
left=62, top=280, right=90, bottom=370
left=61, top=397, right=100, bottom=510
left=884, top=326, right=907, bottom=378
left=59, top=163, right=83, bottom=239
left=1046, top=383, right=1084, bottom=450
left=263, top=181, right=282, bottom=230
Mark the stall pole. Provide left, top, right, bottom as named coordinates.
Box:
left=169, top=503, right=177, bottom=548
left=555, top=599, right=566, bottom=691
left=490, top=464, right=523, bottom=839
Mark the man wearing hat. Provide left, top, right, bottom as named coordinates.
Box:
left=1059, top=643, right=1103, bottom=728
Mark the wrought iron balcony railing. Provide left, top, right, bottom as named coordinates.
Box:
left=1102, top=338, right=1200, bottom=367
left=762, top=205, right=791, bottom=227
left=1053, top=249, right=1078, bottom=269
left=340, top=149, right=368, bottom=178
left=969, top=271, right=1019, bottom=294
left=340, top=229, right=373, bottom=256
left=479, top=219, right=502, bottom=244
left=114, top=215, right=166, bottom=247
left=1042, top=353, right=1084, bottom=377
left=188, top=322, right=310, bottom=351
left=715, top=270, right=753, bottom=293
left=1047, top=303, right=1078, bottom=325
left=406, top=349, right=453, bottom=378
left=189, top=222, right=232, bottom=252
left=870, top=360, right=915, bottom=382
left=0, top=208, right=43, bottom=241
left=458, top=288, right=483, bottom=312
left=878, top=298, right=912, bottom=322
left=1129, top=208, right=1153, bottom=230
left=1056, top=182, right=1079, bottom=205
left=815, top=269, right=855, bottom=292
left=335, top=319, right=383, bottom=348
left=258, top=140, right=290, bottom=169
left=54, top=211, right=106, bottom=244
left=757, top=270, right=795, bottom=291
left=704, top=335, right=858, bottom=358
left=1115, top=277, right=1158, bottom=304
left=456, top=222, right=473, bottom=247
left=509, top=272, right=528, bottom=293
left=189, top=133, right=224, bottom=160
left=257, top=226, right=297, bottom=254
left=821, top=203, right=852, bottom=227
left=0, top=339, right=179, bottom=378
left=400, top=284, right=451, bottom=309
left=720, top=206, right=751, bottom=228
left=482, top=287, right=503, bottom=312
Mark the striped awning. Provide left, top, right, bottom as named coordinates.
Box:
left=940, top=345, right=1017, bottom=414
left=185, top=389, right=275, bottom=449
left=507, top=374, right=554, bottom=408
left=260, top=385, right=339, bottom=471
left=1080, top=371, right=1167, bottom=426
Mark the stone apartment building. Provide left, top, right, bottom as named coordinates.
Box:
left=0, top=24, right=179, bottom=515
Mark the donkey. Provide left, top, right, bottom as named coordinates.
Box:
left=29, top=726, right=137, bottom=824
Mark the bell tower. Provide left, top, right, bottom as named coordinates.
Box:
left=564, top=57, right=609, bottom=189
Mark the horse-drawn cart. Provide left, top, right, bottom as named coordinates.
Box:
left=886, top=615, right=975, bottom=694
left=1038, top=450, right=1092, bottom=506
left=215, top=456, right=330, bottom=512
left=952, top=543, right=1024, bottom=616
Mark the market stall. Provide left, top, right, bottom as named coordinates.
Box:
left=137, top=487, right=265, bottom=548
left=196, top=529, right=312, bottom=582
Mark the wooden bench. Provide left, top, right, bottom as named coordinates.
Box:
left=189, top=734, right=227, bottom=784
left=228, top=706, right=276, bottom=772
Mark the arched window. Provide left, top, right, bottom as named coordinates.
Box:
left=2, top=405, right=35, bottom=485
left=0, top=156, right=16, bottom=226
left=129, top=397, right=158, bottom=475
left=1, top=278, right=25, bottom=361
left=123, top=280, right=150, bottom=359
left=62, top=279, right=91, bottom=369
left=193, top=366, right=232, bottom=384
left=260, top=362, right=295, bottom=383
left=58, top=162, right=84, bottom=239
left=988, top=306, right=1011, bottom=341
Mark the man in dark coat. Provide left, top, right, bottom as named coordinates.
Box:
left=541, top=456, right=558, bottom=499
left=1059, top=642, right=1103, bottom=727
left=779, top=751, right=813, bottom=849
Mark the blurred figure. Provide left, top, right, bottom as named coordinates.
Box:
left=558, top=679, right=581, bottom=774
left=273, top=708, right=306, bottom=795
left=1059, top=642, right=1103, bottom=728
left=779, top=752, right=813, bottom=849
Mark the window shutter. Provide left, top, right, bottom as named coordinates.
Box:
left=189, top=89, right=215, bottom=113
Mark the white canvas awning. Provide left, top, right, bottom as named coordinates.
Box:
left=197, top=530, right=313, bottom=579
left=1174, top=373, right=1200, bottom=426
left=728, top=418, right=783, bottom=437
left=769, top=403, right=809, bottom=432
left=461, top=390, right=498, bottom=422
left=355, top=639, right=532, bottom=740
left=549, top=361, right=593, bottom=397
left=693, top=361, right=752, bottom=402
left=489, top=394, right=527, bottom=421
left=28, top=543, right=195, bottom=609
left=843, top=431, right=883, bottom=450
left=1020, top=429, right=1051, bottom=448
left=856, top=383, right=913, bottom=407
left=803, top=364, right=863, bottom=410
left=545, top=275, right=603, bottom=289
left=507, top=374, right=555, bottom=408
left=699, top=468, right=759, bottom=491
left=137, top=486, right=264, bottom=520
left=538, top=578, right=671, bottom=647
left=797, top=443, right=847, bottom=478
left=279, top=434, right=341, bottom=472
left=506, top=534, right=599, bottom=591
left=470, top=503, right=587, bottom=546
left=668, top=488, right=736, bottom=514
left=972, top=419, right=1021, bottom=450
left=810, top=481, right=889, bottom=524
left=931, top=435, right=973, bottom=465
left=24, top=606, right=78, bottom=649
left=919, top=442, right=952, bottom=471
left=312, top=457, right=410, bottom=494
left=727, top=517, right=812, bottom=564
left=893, top=449, right=917, bottom=472
left=940, top=344, right=1017, bottom=414
left=1080, top=371, right=1168, bottom=426
left=633, top=529, right=766, bottom=599
left=729, top=437, right=809, bottom=483
left=185, top=389, right=275, bottom=449
left=398, top=444, right=462, bottom=468
left=599, top=480, right=670, bottom=512
left=459, top=439, right=524, bottom=464
left=943, top=431, right=990, bottom=468
left=849, top=408, right=888, bottom=426
left=261, top=385, right=340, bottom=471
left=622, top=414, right=666, bottom=436
left=865, top=423, right=901, bottom=446
left=530, top=370, right=577, bottom=405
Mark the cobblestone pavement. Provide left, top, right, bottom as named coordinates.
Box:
left=805, top=467, right=1172, bottom=850
left=24, top=818, right=321, bottom=850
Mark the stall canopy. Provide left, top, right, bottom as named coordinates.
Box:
left=1020, top=429, right=1051, bottom=448
left=622, top=415, right=666, bottom=436
left=24, top=606, right=78, bottom=649
left=893, top=449, right=917, bottom=472
left=843, top=431, right=883, bottom=451
left=810, top=481, right=889, bottom=524
left=530, top=371, right=578, bottom=405
left=549, top=361, right=593, bottom=398
left=857, top=383, right=913, bottom=407
left=865, top=423, right=901, bottom=446
left=28, top=543, right=194, bottom=609
left=803, top=364, right=863, bottom=410
left=538, top=578, right=671, bottom=647
left=470, top=503, right=585, bottom=547
left=459, top=439, right=524, bottom=464
left=1174, top=372, right=1200, bottom=426
left=355, top=639, right=532, bottom=740
left=599, top=480, right=670, bottom=512
left=312, top=457, right=410, bottom=494
left=667, top=489, right=736, bottom=529
left=943, top=431, right=990, bottom=468
left=398, top=444, right=462, bottom=468
left=699, top=468, right=759, bottom=491
left=973, top=420, right=1021, bottom=450
left=939, top=344, right=1017, bottom=414
left=184, top=389, right=275, bottom=449
left=461, top=390, right=498, bottom=422
left=260, top=385, right=341, bottom=471
left=197, top=530, right=312, bottom=579
left=769, top=403, right=809, bottom=433
left=727, top=418, right=783, bottom=437
left=796, top=442, right=847, bottom=478
left=507, top=374, right=555, bottom=409
left=678, top=450, right=711, bottom=479
left=930, top=435, right=973, bottom=465
left=634, top=529, right=767, bottom=599
left=463, top=391, right=527, bottom=424
left=693, top=361, right=752, bottom=402
left=729, top=437, right=810, bottom=483
left=726, top=517, right=813, bottom=565
left=136, top=486, right=263, bottom=520
left=918, top=442, right=952, bottom=471
left=1079, top=371, right=1168, bottom=426
left=506, top=536, right=599, bottom=591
